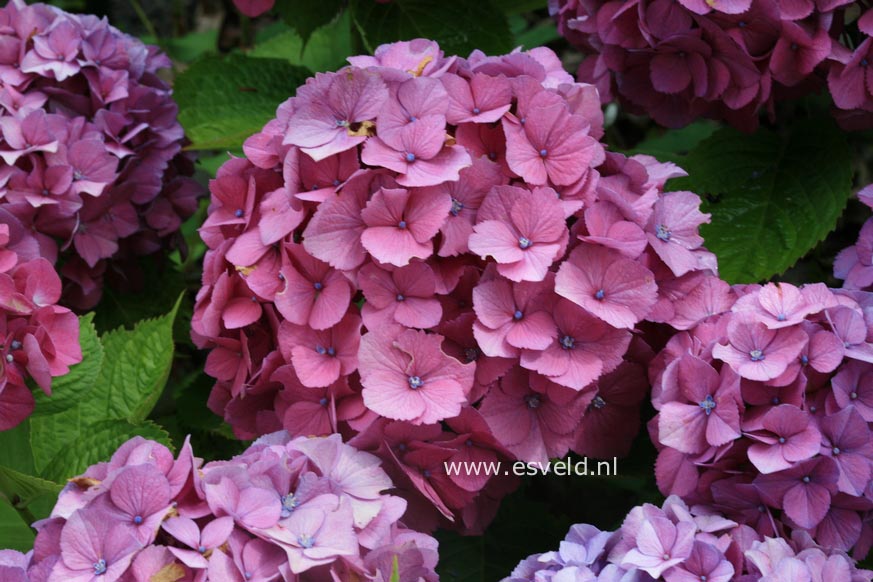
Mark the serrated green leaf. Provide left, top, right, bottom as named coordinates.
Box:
left=350, top=0, right=514, bottom=57
left=250, top=12, right=353, bottom=72
left=31, top=314, right=102, bottom=416
left=96, top=295, right=182, bottom=423
left=175, top=54, right=311, bottom=151
left=0, top=465, right=61, bottom=509
left=684, top=118, right=853, bottom=283
left=0, top=497, right=33, bottom=551
left=274, top=0, right=345, bottom=43
left=41, top=420, right=172, bottom=483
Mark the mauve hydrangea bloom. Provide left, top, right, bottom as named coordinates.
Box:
left=0, top=211, right=81, bottom=430
left=22, top=433, right=439, bottom=581
left=503, top=496, right=872, bottom=582
left=836, top=185, right=873, bottom=290
left=549, top=0, right=873, bottom=130
left=650, top=281, right=873, bottom=555
left=0, top=1, right=200, bottom=309
left=191, top=38, right=717, bottom=533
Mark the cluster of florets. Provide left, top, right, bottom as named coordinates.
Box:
left=0, top=210, right=81, bottom=431
left=504, top=495, right=872, bottom=582
left=836, top=185, right=873, bottom=290
left=191, top=38, right=717, bottom=531
left=549, top=0, right=873, bottom=130
left=0, top=0, right=200, bottom=309
left=19, top=433, right=438, bottom=582
left=648, top=279, right=873, bottom=556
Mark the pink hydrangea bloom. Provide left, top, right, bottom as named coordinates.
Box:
left=26, top=433, right=440, bottom=581
left=192, top=39, right=717, bottom=533
left=0, top=1, right=200, bottom=309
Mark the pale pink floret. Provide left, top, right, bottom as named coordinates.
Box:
left=358, top=328, right=473, bottom=425
left=712, top=316, right=808, bottom=381
left=468, top=185, right=568, bottom=282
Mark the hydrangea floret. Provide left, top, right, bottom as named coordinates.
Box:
left=0, top=0, right=201, bottom=308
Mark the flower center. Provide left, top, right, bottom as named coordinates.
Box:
left=592, top=395, right=606, bottom=409
left=398, top=220, right=407, bottom=229
left=749, top=349, right=765, bottom=361
left=297, top=534, right=316, bottom=549
left=656, top=224, right=671, bottom=241
left=405, top=152, right=416, bottom=163
left=802, top=476, right=811, bottom=483
left=234, top=209, right=244, bottom=218
left=281, top=494, right=299, bottom=518
left=560, top=335, right=575, bottom=350
left=450, top=198, right=464, bottom=216
left=518, top=236, right=533, bottom=249
left=778, top=437, right=786, bottom=444
left=524, top=394, right=541, bottom=409
left=513, top=310, right=523, bottom=320
left=93, top=559, right=107, bottom=576
left=313, top=281, right=324, bottom=290
left=464, top=347, right=480, bottom=363
left=319, top=397, right=328, bottom=406
left=396, top=294, right=405, bottom=302
left=832, top=447, right=841, bottom=455
left=408, top=375, right=424, bottom=389
left=699, top=395, right=716, bottom=416
left=472, top=107, right=481, bottom=114
left=133, top=515, right=143, bottom=525
left=595, top=289, right=605, bottom=301
left=539, top=149, right=548, bottom=158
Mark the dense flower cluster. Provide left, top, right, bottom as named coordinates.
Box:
left=17, top=432, right=438, bottom=581
left=0, top=210, right=80, bottom=430
left=504, top=495, right=872, bottom=581
left=0, top=0, right=200, bottom=309
left=549, top=0, right=873, bottom=130
left=191, top=38, right=717, bottom=531
left=648, top=279, right=873, bottom=556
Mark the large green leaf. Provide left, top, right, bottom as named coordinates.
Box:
left=251, top=12, right=353, bottom=73
left=0, top=466, right=61, bottom=509
left=41, top=421, right=172, bottom=483
left=31, top=314, right=102, bottom=416
left=95, top=295, right=182, bottom=423
left=30, top=299, right=181, bottom=476
left=350, top=0, right=514, bottom=57
left=0, top=497, right=33, bottom=551
left=175, top=54, right=311, bottom=151
left=274, top=0, right=345, bottom=43
left=682, top=118, right=853, bottom=283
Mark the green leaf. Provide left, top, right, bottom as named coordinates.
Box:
left=350, top=0, right=514, bottom=57
left=250, top=12, right=353, bottom=72
left=0, top=422, right=34, bottom=475
left=41, top=420, right=172, bottom=483
left=0, top=465, right=61, bottom=509
left=0, top=497, right=33, bottom=551
left=31, top=314, right=103, bottom=416
left=629, top=121, right=718, bottom=165
left=684, top=118, right=853, bottom=283
left=95, top=295, right=182, bottom=423
left=175, top=54, right=311, bottom=151
left=274, top=0, right=345, bottom=43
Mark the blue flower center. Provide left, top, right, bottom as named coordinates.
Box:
left=327, top=346, right=336, bottom=356
left=776, top=313, right=786, bottom=321
left=316, top=345, right=327, bottom=355
left=513, top=310, right=523, bottom=320
left=298, top=534, right=316, bottom=549
left=656, top=224, right=671, bottom=241
left=595, top=289, right=605, bottom=301
left=539, top=149, right=548, bottom=158
left=408, top=375, right=424, bottom=389
left=800, top=354, right=809, bottom=365
left=472, top=107, right=481, bottom=114
left=405, top=152, right=416, bottom=163
left=281, top=494, right=299, bottom=518
left=319, top=397, right=328, bottom=406
left=518, top=236, right=533, bottom=249
left=396, top=294, right=405, bottom=302
left=749, top=349, right=765, bottom=361
left=524, top=394, right=541, bottom=409
left=198, top=545, right=207, bottom=554
left=450, top=198, right=464, bottom=216
left=560, top=335, right=575, bottom=350
left=778, top=437, right=786, bottom=444
left=234, top=209, right=244, bottom=218
left=10, top=340, right=21, bottom=350
left=313, top=281, right=324, bottom=290
left=833, top=447, right=841, bottom=455
left=802, top=475, right=811, bottom=483
left=699, top=395, right=716, bottom=416
left=398, top=220, right=407, bottom=229
left=133, top=515, right=143, bottom=525
left=93, top=559, right=107, bottom=575
left=592, top=395, right=606, bottom=409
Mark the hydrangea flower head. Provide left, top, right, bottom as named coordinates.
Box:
left=24, top=433, right=440, bottom=581
left=0, top=1, right=200, bottom=309
left=192, top=38, right=717, bottom=532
